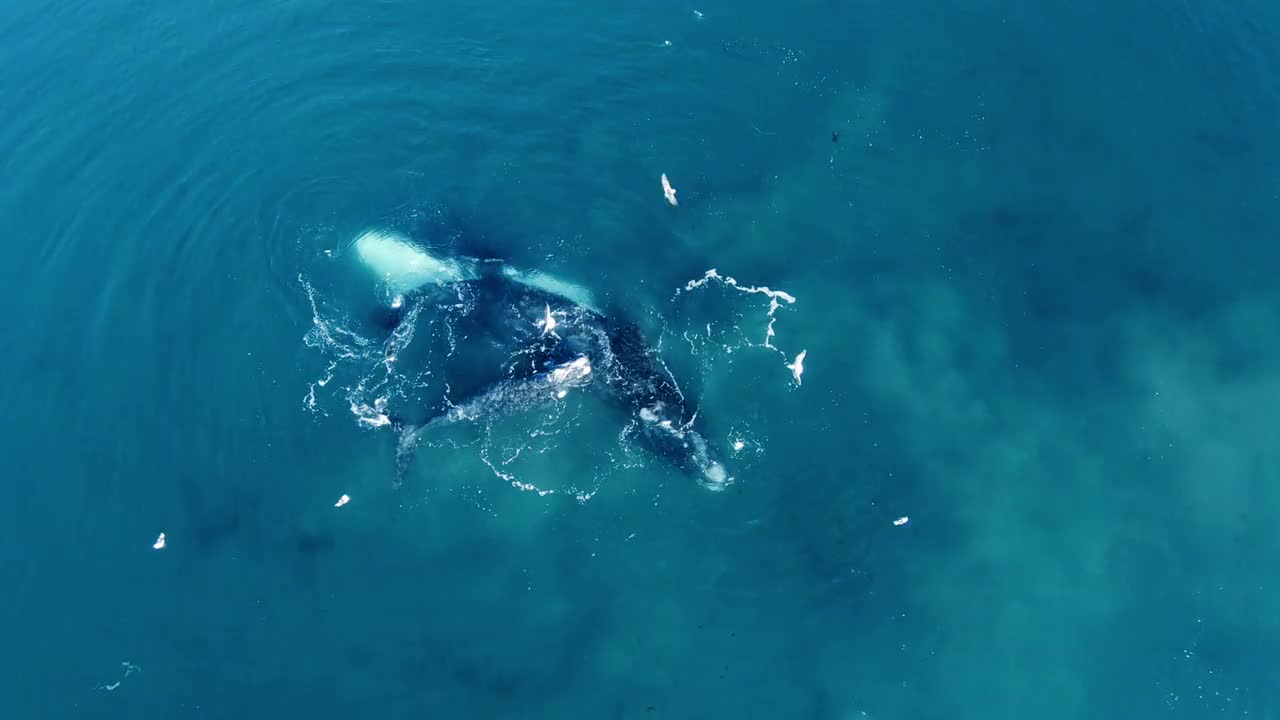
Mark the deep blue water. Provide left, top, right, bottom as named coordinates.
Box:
left=3, top=1, right=1279, bottom=717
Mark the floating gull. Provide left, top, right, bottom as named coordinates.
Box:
left=539, top=303, right=557, bottom=336
left=661, top=173, right=678, bottom=206
left=334, top=494, right=350, bottom=508
left=152, top=532, right=166, bottom=550
left=786, top=350, right=807, bottom=385
left=893, top=516, right=910, bottom=527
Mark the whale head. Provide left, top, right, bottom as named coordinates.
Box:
left=684, top=428, right=732, bottom=492
left=546, top=356, right=593, bottom=389
left=637, top=402, right=732, bottom=491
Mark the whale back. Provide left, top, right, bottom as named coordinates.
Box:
left=602, top=320, right=688, bottom=418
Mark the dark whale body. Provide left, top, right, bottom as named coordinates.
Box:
left=389, top=269, right=730, bottom=489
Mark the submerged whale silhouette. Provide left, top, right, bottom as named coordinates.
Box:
left=355, top=233, right=730, bottom=490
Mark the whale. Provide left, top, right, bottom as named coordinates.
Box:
left=358, top=235, right=731, bottom=490
left=394, top=355, right=594, bottom=484
left=351, top=229, right=599, bottom=322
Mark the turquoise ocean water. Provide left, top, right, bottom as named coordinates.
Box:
left=2, top=1, right=1279, bottom=717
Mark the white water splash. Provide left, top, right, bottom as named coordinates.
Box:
left=303, top=360, right=338, bottom=414
left=725, top=425, right=766, bottom=467
left=301, top=275, right=370, bottom=361
left=479, top=425, right=561, bottom=497
left=383, top=298, right=424, bottom=370
left=674, top=268, right=804, bottom=382
left=96, top=661, right=140, bottom=692
left=299, top=266, right=474, bottom=433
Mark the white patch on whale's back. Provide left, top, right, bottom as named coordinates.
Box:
left=501, top=266, right=600, bottom=313
left=350, top=231, right=596, bottom=311
left=352, top=230, right=477, bottom=296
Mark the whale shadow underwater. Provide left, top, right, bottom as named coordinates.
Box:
left=354, top=232, right=731, bottom=491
